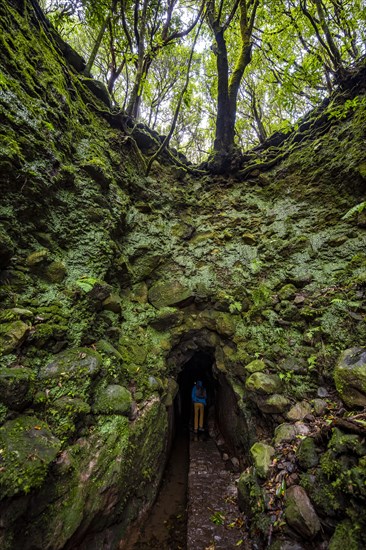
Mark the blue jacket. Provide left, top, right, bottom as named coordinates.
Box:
left=192, top=384, right=206, bottom=405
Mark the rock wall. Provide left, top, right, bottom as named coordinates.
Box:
left=1, top=1, right=366, bottom=549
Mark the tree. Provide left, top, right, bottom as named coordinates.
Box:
left=40, top=0, right=366, bottom=167
left=205, top=0, right=259, bottom=165
left=119, top=0, right=203, bottom=118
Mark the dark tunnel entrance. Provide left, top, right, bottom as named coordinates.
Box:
left=125, top=345, right=251, bottom=548
left=176, top=350, right=217, bottom=434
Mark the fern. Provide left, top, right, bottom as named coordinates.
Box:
left=341, top=201, right=366, bottom=220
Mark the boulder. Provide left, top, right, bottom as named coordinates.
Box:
left=285, top=485, right=321, bottom=539
left=214, top=312, right=236, bottom=337
left=242, top=233, right=256, bottom=245
left=150, top=309, right=184, bottom=331
left=250, top=442, right=275, bottom=478
left=0, top=320, right=30, bottom=354
left=148, top=280, right=193, bottom=308
left=52, top=396, right=91, bottom=415
left=334, top=347, right=366, bottom=407
left=93, top=384, right=132, bottom=415
left=294, top=421, right=310, bottom=437
left=237, top=469, right=262, bottom=516
left=39, top=347, right=102, bottom=380
left=81, top=77, right=111, bottom=107
left=274, top=423, right=298, bottom=445
left=245, top=372, right=282, bottom=394
left=256, top=394, right=291, bottom=414
left=297, top=437, right=319, bottom=469
left=312, top=398, right=327, bottom=416
left=245, top=359, right=266, bottom=374
left=0, top=416, right=61, bottom=498
left=45, top=261, right=67, bottom=283
left=0, top=308, right=33, bottom=322
left=26, top=249, right=49, bottom=268
left=287, top=400, right=312, bottom=421
left=102, top=293, right=122, bottom=314
left=0, top=367, right=34, bottom=410
left=280, top=357, right=307, bottom=374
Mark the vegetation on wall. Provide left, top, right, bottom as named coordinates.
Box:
left=0, top=1, right=366, bottom=549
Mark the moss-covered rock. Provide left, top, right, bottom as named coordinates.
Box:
left=284, top=485, right=320, bottom=539
left=26, top=249, right=49, bottom=268
left=93, top=384, right=132, bottom=415
left=245, top=359, right=266, bottom=373
left=329, top=520, right=362, bottom=550
left=39, top=347, right=102, bottom=380
left=297, top=437, right=319, bottom=469
left=0, top=416, right=61, bottom=498
left=328, top=427, right=366, bottom=457
left=0, top=367, right=34, bottom=410
left=274, top=423, right=298, bottom=445
left=286, top=400, right=312, bottom=421
left=45, top=261, right=67, bottom=283
left=0, top=320, right=30, bottom=354
left=149, top=308, right=184, bottom=331
left=334, top=347, right=366, bottom=407
left=148, top=280, right=193, bottom=308
left=245, top=372, right=283, bottom=394
left=278, top=284, right=297, bottom=301
left=256, top=393, right=291, bottom=414
left=102, top=293, right=122, bottom=314
left=73, top=277, right=112, bottom=305
left=250, top=442, right=275, bottom=478
left=0, top=308, right=34, bottom=323
left=237, top=469, right=264, bottom=516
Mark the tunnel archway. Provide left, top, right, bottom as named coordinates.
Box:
left=167, top=329, right=255, bottom=458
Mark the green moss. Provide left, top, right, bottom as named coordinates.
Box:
left=93, top=383, right=132, bottom=415
left=46, top=261, right=67, bottom=283
left=0, top=320, right=30, bottom=354
left=0, top=367, right=34, bottom=410
left=0, top=402, right=8, bottom=424
left=329, top=520, right=362, bottom=550
left=0, top=416, right=61, bottom=498
left=26, top=249, right=49, bottom=268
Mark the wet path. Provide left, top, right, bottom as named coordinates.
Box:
left=125, top=432, right=189, bottom=549
left=124, top=431, right=251, bottom=550
left=187, top=435, right=250, bottom=550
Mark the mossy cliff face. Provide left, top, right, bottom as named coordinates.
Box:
left=1, top=1, right=366, bottom=548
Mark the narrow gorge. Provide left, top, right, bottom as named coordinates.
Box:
left=0, top=1, right=366, bottom=549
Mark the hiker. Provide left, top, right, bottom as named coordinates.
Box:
left=192, top=380, right=207, bottom=433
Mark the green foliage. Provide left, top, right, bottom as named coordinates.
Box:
left=278, top=371, right=293, bottom=382
left=0, top=402, right=8, bottom=424
left=328, top=97, right=366, bottom=121
left=342, top=201, right=366, bottom=221
left=39, top=0, right=366, bottom=159
left=210, top=511, right=225, bottom=525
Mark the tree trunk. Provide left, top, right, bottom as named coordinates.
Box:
left=313, top=0, right=343, bottom=72
left=85, top=0, right=117, bottom=75
left=214, top=30, right=235, bottom=153
left=126, top=57, right=152, bottom=119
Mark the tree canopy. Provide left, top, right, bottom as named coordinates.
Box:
left=40, top=0, right=366, bottom=165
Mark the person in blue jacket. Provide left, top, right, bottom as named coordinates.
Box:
left=192, top=380, right=207, bottom=433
